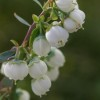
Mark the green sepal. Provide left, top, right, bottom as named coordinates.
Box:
left=45, top=48, right=55, bottom=61
left=28, top=56, right=40, bottom=67
left=45, top=24, right=52, bottom=32
left=43, top=22, right=51, bottom=28
left=9, top=59, right=27, bottom=65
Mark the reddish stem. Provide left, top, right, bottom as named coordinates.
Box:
left=22, top=11, right=45, bottom=46
left=22, top=23, right=36, bottom=46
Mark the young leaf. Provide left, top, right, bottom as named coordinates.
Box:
left=40, top=15, right=45, bottom=21
left=32, top=14, right=39, bottom=23
left=15, top=46, right=26, bottom=60
left=33, top=0, right=43, bottom=9
left=29, top=27, right=39, bottom=48
left=14, top=13, right=30, bottom=26
left=50, top=10, right=58, bottom=20
left=0, top=50, right=15, bottom=63
left=10, top=40, right=19, bottom=47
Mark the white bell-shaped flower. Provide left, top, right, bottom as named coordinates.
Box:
left=69, top=9, right=85, bottom=25
left=75, top=9, right=86, bottom=21
left=73, top=0, right=79, bottom=9
left=1, top=62, right=7, bottom=75
left=33, top=36, right=51, bottom=57
left=29, top=59, right=47, bottom=79
left=4, top=60, right=28, bottom=81
left=47, top=68, right=59, bottom=81
left=56, top=0, right=75, bottom=13
left=64, top=18, right=81, bottom=33
left=31, top=75, right=51, bottom=97
left=46, top=26, right=69, bottom=48
left=16, top=88, right=30, bottom=100
left=45, top=47, right=65, bottom=68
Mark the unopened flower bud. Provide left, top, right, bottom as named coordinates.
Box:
left=45, top=47, right=65, bottom=68
left=46, top=26, right=69, bottom=48
left=29, top=59, right=47, bottom=79
left=33, top=36, right=51, bottom=57
left=52, top=21, right=59, bottom=26
left=64, top=18, right=81, bottom=33
left=47, top=68, right=59, bottom=81
left=31, top=75, right=51, bottom=97
left=69, top=9, right=85, bottom=25
left=16, top=88, right=30, bottom=100
left=4, top=60, right=28, bottom=81
left=75, top=9, right=86, bottom=21
left=56, top=0, right=75, bottom=13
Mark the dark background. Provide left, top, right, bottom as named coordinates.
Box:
left=0, top=0, right=100, bottom=100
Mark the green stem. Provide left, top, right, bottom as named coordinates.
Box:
left=9, top=82, right=17, bottom=100
left=39, top=22, right=43, bottom=35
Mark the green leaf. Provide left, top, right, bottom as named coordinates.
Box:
left=50, top=10, right=58, bottom=20
left=10, top=40, right=19, bottom=47
left=32, top=14, right=39, bottom=23
left=58, top=11, right=65, bottom=22
left=0, top=50, right=15, bottom=63
left=14, top=13, right=30, bottom=26
left=40, top=15, right=45, bottom=21
left=15, top=46, right=26, bottom=60
left=33, top=0, right=43, bottom=9
left=29, top=27, right=39, bottom=48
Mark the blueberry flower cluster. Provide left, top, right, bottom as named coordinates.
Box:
left=0, top=0, right=85, bottom=98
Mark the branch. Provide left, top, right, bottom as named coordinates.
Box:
left=21, top=0, right=53, bottom=47
left=22, top=11, right=45, bottom=47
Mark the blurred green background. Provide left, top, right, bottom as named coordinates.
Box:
left=0, top=0, right=100, bottom=100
